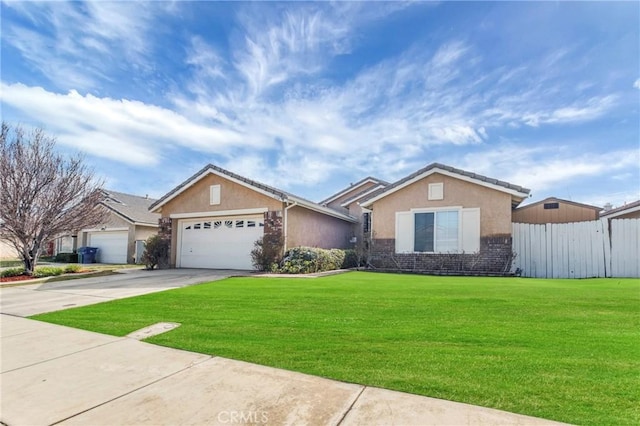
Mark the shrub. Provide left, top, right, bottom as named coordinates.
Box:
left=55, top=252, right=78, bottom=263
left=251, top=233, right=284, bottom=271
left=63, top=264, right=82, bottom=273
left=141, top=235, right=170, bottom=270
left=1, top=267, right=26, bottom=278
left=342, top=249, right=359, bottom=268
left=33, top=266, right=64, bottom=278
left=279, top=247, right=349, bottom=274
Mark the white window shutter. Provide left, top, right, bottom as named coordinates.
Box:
left=395, top=211, right=414, bottom=253
left=210, top=185, right=221, bottom=205
left=461, top=208, right=480, bottom=253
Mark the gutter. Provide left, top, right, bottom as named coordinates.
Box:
left=283, top=201, right=298, bottom=252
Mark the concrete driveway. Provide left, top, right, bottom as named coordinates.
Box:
left=0, top=268, right=245, bottom=317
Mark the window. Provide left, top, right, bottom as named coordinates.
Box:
left=396, top=208, right=480, bottom=254
left=236, top=220, right=244, bottom=228
left=203, top=222, right=211, bottom=229
left=210, top=185, right=221, bottom=205
left=194, top=223, right=201, bottom=229
left=544, top=202, right=559, bottom=209
left=247, top=220, right=256, bottom=227
left=428, top=183, right=444, bottom=200
left=363, top=212, right=371, bottom=233
left=414, top=211, right=458, bottom=252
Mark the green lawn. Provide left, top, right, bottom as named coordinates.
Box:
left=31, top=272, right=639, bottom=425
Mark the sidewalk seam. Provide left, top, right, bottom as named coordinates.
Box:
left=335, top=385, right=366, bottom=426
left=49, top=356, right=215, bottom=425
left=1, top=338, right=127, bottom=374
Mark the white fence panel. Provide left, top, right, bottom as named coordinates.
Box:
left=610, top=219, right=640, bottom=278
left=512, top=219, right=638, bottom=278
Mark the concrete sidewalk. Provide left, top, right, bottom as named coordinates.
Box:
left=0, top=315, right=568, bottom=426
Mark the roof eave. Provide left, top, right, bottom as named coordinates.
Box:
left=361, top=167, right=530, bottom=208
left=288, top=196, right=359, bottom=223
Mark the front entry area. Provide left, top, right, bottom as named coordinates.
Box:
left=177, top=216, right=264, bottom=270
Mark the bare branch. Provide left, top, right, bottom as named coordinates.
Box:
left=0, top=122, right=109, bottom=274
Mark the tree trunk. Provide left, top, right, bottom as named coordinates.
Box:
left=22, top=252, right=35, bottom=276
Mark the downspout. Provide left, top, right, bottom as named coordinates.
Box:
left=283, top=200, right=298, bottom=252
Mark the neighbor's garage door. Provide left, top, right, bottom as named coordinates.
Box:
left=179, top=217, right=264, bottom=270
left=88, top=231, right=128, bottom=264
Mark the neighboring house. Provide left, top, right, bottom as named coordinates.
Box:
left=320, top=177, right=388, bottom=247
left=0, top=239, right=20, bottom=259
left=600, top=200, right=640, bottom=220
left=75, top=190, right=160, bottom=264
left=512, top=197, right=601, bottom=224
left=359, top=163, right=531, bottom=273
left=148, top=164, right=358, bottom=270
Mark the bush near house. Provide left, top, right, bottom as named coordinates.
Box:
left=279, top=247, right=357, bottom=274
left=141, top=235, right=170, bottom=270
left=251, top=234, right=284, bottom=272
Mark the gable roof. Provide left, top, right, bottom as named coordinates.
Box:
left=149, top=164, right=357, bottom=223
left=360, top=163, right=531, bottom=208
left=320, top=176, right=389, bottom=206
left=102, top=190, right=160, bottom=226
left=515, top=197, right=601, bottom=212
left=600, top=199, right=640, bottom=218
left=339, top=183, right=388, bottom=208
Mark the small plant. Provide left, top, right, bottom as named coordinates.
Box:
left=251, top=233, right=284, bottom=271
left=63, top=264, right=82, bottom=273
left=1, top=267, right=26, bottom=278
left=33, top=266, right=64, bottom=278
left=141, top=235, right=170, bottom=270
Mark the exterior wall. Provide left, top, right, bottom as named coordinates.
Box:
left=135, top=225, right=157, bottom=242
left=371, top=173, right=512, bottom=239
left=368, top=173, right=515, bottom=274
left=286, top=206, right=352, bottom=249
left=512, top=201, right=599, bottom=224
left=371, top=236, right=513, bottom=274
left=159, top=174, right=282, bottom=216
left=0, top=239, right=19, bottom=259
left=157, top=173, right=284, bottom=266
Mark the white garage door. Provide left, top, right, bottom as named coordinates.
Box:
left=179, top=216, right=264, bottom=270
left=88, top=231, right=128, bottom=264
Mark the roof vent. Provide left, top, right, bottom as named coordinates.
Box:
left=603, top=202, right=612, bottom=212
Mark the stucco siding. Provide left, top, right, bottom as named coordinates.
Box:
left=159, top=173, right=283, bottom=216
left=135, top=225, right=157, bottom=242
left=286, top=206, right=352, bottom=249
left=371, top=173, right=512, bottom=239
left=0, top=240, right=19, bottom=258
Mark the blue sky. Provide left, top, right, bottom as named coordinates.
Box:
left=1, top=1, right=638, bottom=208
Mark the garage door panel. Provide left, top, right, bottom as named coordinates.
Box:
left=179, top=217, right=264, bottom=270
left=88, top=232, right=128, bottom=264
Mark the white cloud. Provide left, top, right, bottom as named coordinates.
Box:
left=0, top=83, right=248, bottom=166
left=634, top=78, right=640, bottom=89
left=2, top=1, right=160, bottom=90
left=458, top=145, right=640, bottom=193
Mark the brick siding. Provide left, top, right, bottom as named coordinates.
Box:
left=370, top=235, right=513, bottom=275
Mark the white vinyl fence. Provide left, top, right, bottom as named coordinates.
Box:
left=512, top=219, right=639, bottom=278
